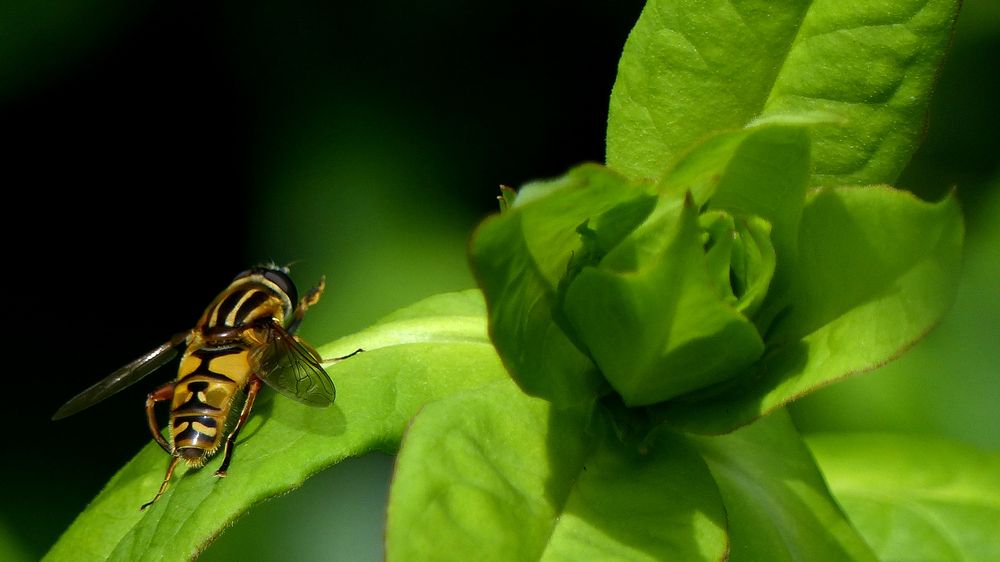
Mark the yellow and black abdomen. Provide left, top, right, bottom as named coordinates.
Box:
left=171, top=345, right=251, bottom=465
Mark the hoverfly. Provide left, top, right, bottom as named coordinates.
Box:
left=53, top=265, right=360, bottom=510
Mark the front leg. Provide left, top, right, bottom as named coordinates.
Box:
left=287, top=276, right=325, bottom=335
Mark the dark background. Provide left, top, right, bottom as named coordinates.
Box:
left=1, top=1, right=995, bottom=559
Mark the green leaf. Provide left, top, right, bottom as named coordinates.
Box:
left=608, top=0, right=960, bottom=186
left=699, top=210, right=776, bottom=319
left=761, top=0, right=960, bottom=186
left=773, top=186, right=964, bottom=344
left=45, top=290, right=507, bottom=562
left=698, top=125, right=810, bottom=329
left=690, top=410, right=877, bottom=561
left=656, top=123, right=812, bottom=331
left=559, top=124, right=816, bottom=406
left=470, top=164, right=656, bottom=406
left=563, top=196, right=764, bottom=405
left=661, top=124, right=811, bottom=265
left=386, top=380, right=728, bottom=561
left=475, top=125, right=819, bottom=409
left=807, top=433, right=1000, bottom=561
left=607, top=0, right=812, bottom=180
left=661, top=187, right=963, bottom=434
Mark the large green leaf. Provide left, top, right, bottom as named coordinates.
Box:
left=607, top=0, right=811, bottom=180
left=607, top=0, right=960, bottom=186
left=761, top=0, right=960, bottom=186
left=691, top=411, right=877, bottom=561
left=45, top=290, right=506, bottom=562
left=808, top=433, right=1000, bottom=561
left=386, top=380, right=728, bottom=561
left=773, top=186, right=963, bottom=344
left=661, top=187, right=963, bottom=434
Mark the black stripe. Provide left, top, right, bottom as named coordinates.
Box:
left=174, top=427, right=215, bottom=445
left=178, top=370, right=236, bottom=384
left=172, top=381, right=223, bottom=415
left=173, top=402, right=221, bottom=416
left=174, top=414, right=218, bottom=429
left=234, top=290, right=271, bottom=325
left=174, top=415, right=220, bottom=444
left=192, top=346, right=243, bottom=359
left=179, top=346, right=244, bottom=383
left=211, top=288, right=249, bottom=328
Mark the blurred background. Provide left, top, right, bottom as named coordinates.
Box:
left=0, top=1, right=995, bottom=560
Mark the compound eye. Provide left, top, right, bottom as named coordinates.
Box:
left=261, top=268, right=297, bottom=304
left=232, top=268, right=255, bottom=281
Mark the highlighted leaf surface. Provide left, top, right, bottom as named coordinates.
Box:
left=386, top=380, right=729, bottom=561
left=608, top=0, right=960, bottom=186
left=691, top=411, right=877, bottom=561
left=808, top=433, right=1000, bottom=562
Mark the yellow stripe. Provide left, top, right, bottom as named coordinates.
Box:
left=192, top=421, right=217, bottom=437
left=172, top=421, right=190, bottom=437
left=225, top=288, right=260, bottom=326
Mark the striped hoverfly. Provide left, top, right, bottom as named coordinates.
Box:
left=52, top=265, right=360, bottom=509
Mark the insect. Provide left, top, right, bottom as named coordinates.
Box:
left=52, top=265, right=360, bottom=510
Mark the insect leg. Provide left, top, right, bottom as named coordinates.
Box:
left=140, top=455, right=181, bottom=511
left=286, top=275, right=325, bottom=334
left=214, top=376, right=264, bottom=477
left=323, top=347, right=364, bottom=364
left=145, top=382, right=175, bottom=454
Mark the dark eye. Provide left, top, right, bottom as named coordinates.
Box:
left=261, top=268, right=298, bottom=304
left=232, top=268, right=255, bottom=281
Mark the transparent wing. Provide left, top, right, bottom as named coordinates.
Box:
left=251, top=323, right=335, bottom=407
left=52, top=331, right=190, bottom=420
